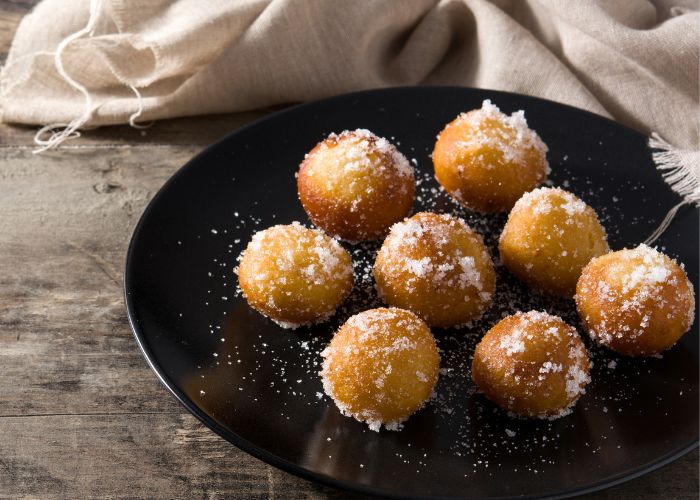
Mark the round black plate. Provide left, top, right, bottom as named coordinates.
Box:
left=125, top=87, right=699, bottom=499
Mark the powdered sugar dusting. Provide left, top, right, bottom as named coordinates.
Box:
left=307, top=129, right=414, bottom=189
left=374, top=212, right=493, bottom=325
left=186, top=120, right=695, bottom=480
left=507, top=187, right=588, bottom=220
left=453, top=100, right=549, bottom=169
left=479, top=311, right=592, bottom=419
left=621, top=244, right=673, bottom=292
left=499, top=329, right=525, bottom=356
left=238, top=222, right=353, bottom=328
left=577, top=244, right=695, bottom=352
left=320, top=308, right=438, bottom=432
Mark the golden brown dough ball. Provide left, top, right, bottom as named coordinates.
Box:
left=373, top=212, right=496, bottom=328
left=297, top=129, right=415, bottom=242
left=321, top=308, right=440, bottom=431
left=576, top=244, right=696, bottom=357
left=432, top=99, right=549, bottom=213
left=472, top=311, right=591, bottom=419
left=237, top=222, right=353, bottom=328
left=499, top=187, right=609, bottom=297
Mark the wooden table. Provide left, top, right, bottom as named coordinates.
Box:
left=1, top=2, right=697, bottom=498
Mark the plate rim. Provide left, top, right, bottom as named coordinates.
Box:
left=123, top=85, right=699, bottom=500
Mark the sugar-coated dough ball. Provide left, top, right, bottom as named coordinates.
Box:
left=321, top=308, right=440, bottom=431
left=432, top=100, right=549, bottom=213
left=297, top=129, right=415, bottom=242
left=237, top=222, right=353, bottom=328
left=472, top=311, right=591, bottom=419
left=499, top=187, right=609, bottom=297
left=373, top=212, right=496, bottom=328
left=576, top=244, right=695, bottom=356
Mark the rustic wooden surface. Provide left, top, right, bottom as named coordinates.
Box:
left=0, top=2, right=697, bottom=499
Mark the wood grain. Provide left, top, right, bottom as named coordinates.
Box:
left=0, top=413, right=693, bottom=499
left=0, top=1, right=697, bottom=498
left=0, top=147, right=187, bottom=417
left=0, top=109, right=282, bottom=147
left=0, top=413, right=364, bottom=499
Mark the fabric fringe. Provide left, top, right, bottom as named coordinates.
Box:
left=128, top=85, right=153, bottom=129
left=33, top=0, right=151, bottom=153
left=643, top=132, right=700, bottom=245
left=33, top=0, right=101, bottom=153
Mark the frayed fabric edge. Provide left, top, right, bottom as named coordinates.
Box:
left=643, top=132, right=700, bottom=245
left=32, top=0, right=152, bottom=154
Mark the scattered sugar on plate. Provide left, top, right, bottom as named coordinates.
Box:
left=178, top=128, right=682, bottom=479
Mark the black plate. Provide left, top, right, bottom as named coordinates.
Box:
left=125, top=87, right=698, bottom=499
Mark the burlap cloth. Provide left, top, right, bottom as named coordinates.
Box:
left=0, top=0, right=698, bottom=150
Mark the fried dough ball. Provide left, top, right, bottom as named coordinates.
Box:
left=373, top=212, right=496, bottom=328
left=432, top=100, right=549, bottom=213
left=576, top=244, right=696, bottom=356
left=321, top=308, right=440, bottom=431
left=471, top=311, right=591, bottom=419
left=297, top=129, right=415, bottom=242
left=237, top=222, right=353, bottom=328
left=499, top=187, right=609, bottom=297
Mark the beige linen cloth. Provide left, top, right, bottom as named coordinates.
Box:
left=0, top=0, right=698, bottom=152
